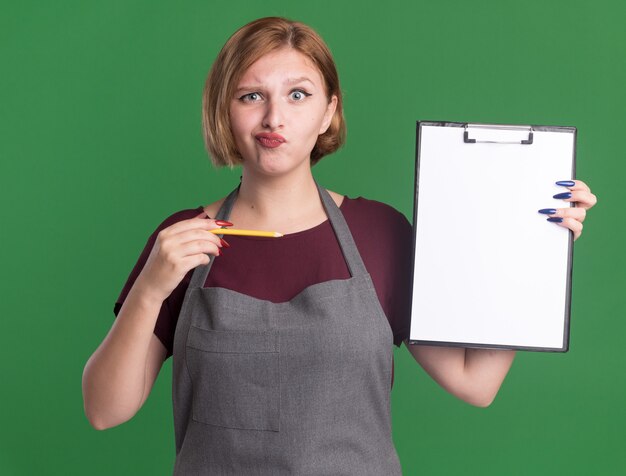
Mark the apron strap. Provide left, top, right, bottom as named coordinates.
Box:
left=188, top=181, right=368, bottom=290
left=315, top=182, right=368, bottom=278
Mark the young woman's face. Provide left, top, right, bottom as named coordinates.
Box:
left=229, top=48, right=337, bottom=177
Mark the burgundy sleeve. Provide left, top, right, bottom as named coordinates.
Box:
left=113, top=207, right=204, bottom=357
left=344, top=199, right=413, bottom=347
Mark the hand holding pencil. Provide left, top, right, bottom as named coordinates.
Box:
left=133, top=213, right=230, bottom=303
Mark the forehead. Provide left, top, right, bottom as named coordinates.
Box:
left=238, top=48, right=324, bottom=85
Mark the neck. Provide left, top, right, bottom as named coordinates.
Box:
left=233, top=168, right=326, bottom=233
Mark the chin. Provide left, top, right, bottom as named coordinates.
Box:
left=249, top=156, right=308, bottom=178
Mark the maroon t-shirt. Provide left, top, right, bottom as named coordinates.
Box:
left=114, top=197, right=413, bottom=358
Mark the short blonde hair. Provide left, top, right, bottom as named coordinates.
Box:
left=202, top=17, right=346, bottom=167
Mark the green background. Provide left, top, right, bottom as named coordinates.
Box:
left=1, top=0, right=624, bottom=474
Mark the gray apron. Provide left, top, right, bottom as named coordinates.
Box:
left=172, top=184, right=402, bottom=475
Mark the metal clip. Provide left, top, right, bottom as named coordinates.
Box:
left=464, top=124, right=534, bottom=145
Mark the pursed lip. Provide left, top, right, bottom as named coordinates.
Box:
left=255, top=132, right=286, bottom=148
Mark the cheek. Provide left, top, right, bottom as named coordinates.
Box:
left=229, top=110, right=249, bottom=144
left=229, top=109, right=241, bottom=132
left=302, top=105, right=330, bottom=134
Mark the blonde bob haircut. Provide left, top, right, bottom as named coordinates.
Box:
left=202, top=17, right=346, bottom=167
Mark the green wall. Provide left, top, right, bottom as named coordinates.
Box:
left=1, top=1, right=624, bottom=474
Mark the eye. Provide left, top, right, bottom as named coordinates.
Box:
left=289, top=89, right=311, bottom=101
left=239, top=92, right=262, bottom=102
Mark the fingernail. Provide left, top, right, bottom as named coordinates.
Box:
left=547, top=217, right=563, bottom=223
left=220, top=238, right=230, bottom=248
left=215, top=220, right=233, bottom=227
left=553, top=192, right=572, bottom=199
left=538, top=208, right=557, bottom=215
left=218, top=249, right=223, bottom=256
left=555, top=180, right=575, bottom=187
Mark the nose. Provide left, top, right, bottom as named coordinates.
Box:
left=261, top=97, right=284, bottom=130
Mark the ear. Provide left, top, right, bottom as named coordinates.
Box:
left=318, top=95, right=338, bottom=135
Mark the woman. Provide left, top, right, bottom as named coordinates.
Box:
left=82, top=17, right=597, bottom=474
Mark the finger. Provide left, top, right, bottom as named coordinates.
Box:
left=195, top=211, right=235, bottom=228
left=163, top=229, right=224, bottom=256
left=556, top=179, right=591, bottom=192
left=551, top=217, right=583, bottom=241
left=158, top=225, right=223, bottom=261
left=181, top=253, right=214, bottom=271
left=161, top=214, right=231, bottom=238
left=570, top=179, right=591, bottom=192
left=179, top=239, right=223, bottom=258
left=179, top=228, right=224, bottom=245
left=542, top=207, right=587, bottom=223
left=553, top=190, right=597, bottom=210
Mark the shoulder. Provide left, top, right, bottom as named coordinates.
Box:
left=340, top=196, right=412, bottom=252
left=342, top=196, right=411, bottom=232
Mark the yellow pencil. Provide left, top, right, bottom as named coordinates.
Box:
left=210, top=228, right=284, bottom=238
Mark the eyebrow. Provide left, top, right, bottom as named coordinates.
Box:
left=234, top=77, right=316, bottom=94
left=285, top=76, right=315, bottom=86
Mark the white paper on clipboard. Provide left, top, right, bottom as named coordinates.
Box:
left=409, top=122, right=576, bottom=352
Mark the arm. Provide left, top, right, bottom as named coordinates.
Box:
left=82, top=212, right=226, bottom=430
left=82, top=283, right=168, bottom=430
left=404, top=180, right=597, bottom=407
left=405, top=344, right=515, bottom=407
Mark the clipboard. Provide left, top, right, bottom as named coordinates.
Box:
left=409, top=121, right=576, bottom=352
